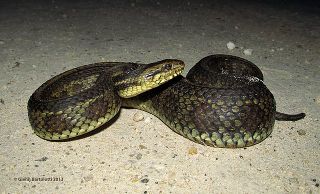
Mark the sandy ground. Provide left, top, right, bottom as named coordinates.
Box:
left=0, top=0, right=319, bottom=193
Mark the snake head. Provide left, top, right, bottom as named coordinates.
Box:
left=117, top=59, right=185, bottom=98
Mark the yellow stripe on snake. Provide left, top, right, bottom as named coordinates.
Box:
left=28, top=55, right=305, bottom=148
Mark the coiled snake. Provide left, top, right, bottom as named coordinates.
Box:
left=28, top=55, right=305, bottom=148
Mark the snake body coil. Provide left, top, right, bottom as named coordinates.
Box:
left=28, top=60, right=185, bottom=140
left=28, top=55, right=305, bottom=148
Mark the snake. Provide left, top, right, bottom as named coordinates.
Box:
left=28, top=54, right=305, bottom=148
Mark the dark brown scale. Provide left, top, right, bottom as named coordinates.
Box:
left=45, top=114, right=73, bottom=133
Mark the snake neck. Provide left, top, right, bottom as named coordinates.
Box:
left=110, top=60, right=185, bottom=98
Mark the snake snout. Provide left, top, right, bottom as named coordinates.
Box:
left=143, top=59, right=185, bottom=80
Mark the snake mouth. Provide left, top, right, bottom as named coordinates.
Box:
left=118, top=59, right=185, bottom=98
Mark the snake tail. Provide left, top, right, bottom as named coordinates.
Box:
left=275, top=112, right=306, bottom=121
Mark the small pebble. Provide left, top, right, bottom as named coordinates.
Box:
left=133, top=112, right=144, bottom=122
left=13, top=62, right=21, bottom=68
left=315, top=96, right=320, bottom=105
left=297, top=129, right=306, bottom=136
left=144, top=117, right=151, bottom=123
left=243, top=49, right=253, bottom=55
left=141, top=178, right=149, bottom=183
left=167, top=171, right=176, bottom=185
left=131, top=175, right=139, bottom=183
left=83, top=174, right=94, bottom=182
left=0, top=40, right=5, bottom=45
left=227, top=41, right=236, bottom=50
left=304, top=60, right=310, bottom=65
left=136, top=153, right=142, bottom=160
left=288, top=177, right=299, bottom=184
left=0, top=99, right=4, bottom=104
left=124, top=163, right=133, bottom=170
left=35, top=156, right=48, bottom=161
left=188, top=146, right=198, bottom=155
left=139, top=144, right=147, bottom=149
left=153, top=164, right=165, bottom=170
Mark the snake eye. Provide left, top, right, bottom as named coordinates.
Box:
left=162, top=63, right=172, bottom=71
